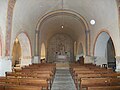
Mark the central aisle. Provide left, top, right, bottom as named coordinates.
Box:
left=51, top=68, right=76, bottom=90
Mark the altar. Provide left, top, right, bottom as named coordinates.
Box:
left=56, top=55, right=67, bottom=62
left=55, top=55, right=69, bottom=69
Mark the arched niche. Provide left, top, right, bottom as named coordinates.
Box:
left=12, top=38, right=21, bottom=66
left=94, top=31, right=116, bottom=69
left=12, top=33, right=32, bottom=67
left=40, top=43, right=46, bottom=62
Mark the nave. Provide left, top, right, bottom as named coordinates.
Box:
left=1, top=1, right=120, bottom=90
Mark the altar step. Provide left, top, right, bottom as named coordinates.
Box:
left=56, top=61, right=69, bottom=69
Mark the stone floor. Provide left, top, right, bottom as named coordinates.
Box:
left=51, top=69, right=76, bottom=90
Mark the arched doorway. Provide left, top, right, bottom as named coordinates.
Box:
left=40, top=43, right=46, bottom=63
left=12, top=38, right=21, bottom=66
left=94, top=32, right=116, bottom=69
left=12, top=33, right=32, bottom=67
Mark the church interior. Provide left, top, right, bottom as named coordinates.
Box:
left=1, top=0, right=120, bottom=90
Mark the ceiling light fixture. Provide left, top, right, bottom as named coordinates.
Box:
left=90, top=19, right=96, bottom=25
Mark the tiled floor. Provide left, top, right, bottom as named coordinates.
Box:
left=51, top=69, right=76, bottom=90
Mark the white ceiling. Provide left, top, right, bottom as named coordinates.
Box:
left=12, top=0, right=118, bottom=42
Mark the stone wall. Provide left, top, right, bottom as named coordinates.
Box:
left=47, top=33, right=73, bottom=62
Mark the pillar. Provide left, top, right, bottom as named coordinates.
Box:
left=85, top=30, right=90, bottom=56
left=33, top=30, right=40, bottom=63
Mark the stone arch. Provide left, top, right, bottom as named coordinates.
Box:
left=13, top=32, right=32, bottom=67
left=12, top=38, right=21, bottom=66
left=94, top=31, right=116, bottom=68
left=35, top=9, right=90, bottom=56
left=5, top=0, right=16, bottom=56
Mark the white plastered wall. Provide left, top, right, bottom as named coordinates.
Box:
left=0, top=0, right=8, bottom=57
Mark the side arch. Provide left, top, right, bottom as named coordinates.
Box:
left=12, top=32, right=32, bottom=67
left=93, top=30, right=116, bottom=69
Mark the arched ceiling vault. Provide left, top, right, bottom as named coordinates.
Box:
left=13, top=0, right=117, bottom=32
left=38, top=10, right=87, bottom=41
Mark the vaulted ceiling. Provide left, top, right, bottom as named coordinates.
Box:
left=13, top=0, right=118, bottom=42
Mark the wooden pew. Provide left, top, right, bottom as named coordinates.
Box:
left=0, top=85, right=4, bottom=90
left=69, top=63, right=120, bottom=90
left=0, top=78, right=43, bottom=90
left=87, top=86, right=120, bottom=90
left=5, top=85, right=42, bottom=90
left=80, top=77, right=120, bottom=90
left=0, top=77, right=5, bottom=90
left=6, top=72, right=51, bottom=80
left=18, top=78, right=48, bottom=90
left=80, top=77, right=110, bottom=90
left=5, top=73, right=50, bottom=90
left=5, top=63, right=56, bottom=90
left=75, top=73, right=120, bottom=89
left=2, top=77, right=48, bottom=90
left=0, top=77, right=6, bottom=90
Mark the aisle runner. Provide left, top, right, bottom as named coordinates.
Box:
left=51, top=69, right=76, bottom=90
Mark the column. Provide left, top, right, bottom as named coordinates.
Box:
left=85, top=30, right=90, bottom=56
left=33, top=30, right=40, bottom=63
